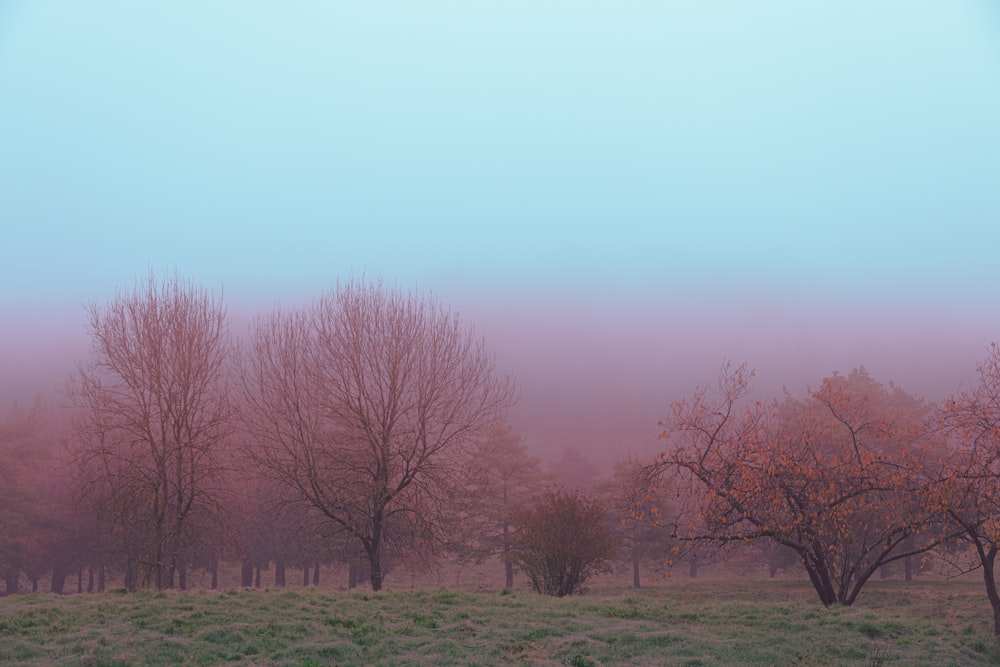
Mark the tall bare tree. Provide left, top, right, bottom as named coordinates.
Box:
left=241, top=279, right=516, bottom=591
left=69, top=272, right=232, bottom=590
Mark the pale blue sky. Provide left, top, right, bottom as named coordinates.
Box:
left=3, top=1, right=998, bottom=303
left=2, top=2, right=1000, bottom=455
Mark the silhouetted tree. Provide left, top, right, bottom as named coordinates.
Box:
left=69, top=272, right=233, bottom=590
left=508, top=488, right=617, bottom=596
left=241, top=279, right=516, bottom=591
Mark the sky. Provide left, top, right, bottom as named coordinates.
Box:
left=2, top=1, right=1000, bottom=463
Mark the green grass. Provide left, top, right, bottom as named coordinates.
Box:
left=0, top=579, right=998, bottom=666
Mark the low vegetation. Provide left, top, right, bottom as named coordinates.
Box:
left=2, top=579, right=999, bottom=666
left=509, top=488, right=618, bottom=597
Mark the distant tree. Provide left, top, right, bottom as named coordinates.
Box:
left=940, top=342, right=1000, bottom=635
left=508, top=488, right=617, bottom=596
left=596, top=458, right=675, bottom=589
left=0, top=401, right=44, bottom=594
left=0, top=398, right=77, bottom=595
left=241, top=279, right=516, bottom=592
left=69, top=272, right=233, bottom=591
left=548, top=447, right=601, bottom=493
left=453, top=420, right=547, bottom=588
left=764, top=542, right=801, bottom=578
left=646, top=362, right=947, bottom=606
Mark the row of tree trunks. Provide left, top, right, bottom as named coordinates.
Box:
left=237, top=559, right=322, bottom=589
left=2, top=559, right=438, bottom=594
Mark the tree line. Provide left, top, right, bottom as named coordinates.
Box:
left=0, top=273, right=659, bottom=599
left=5, top=272, right=1000, bottom=634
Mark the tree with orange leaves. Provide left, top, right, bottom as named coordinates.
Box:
left=645, top=362, right=947, bottom=606
left=940, top=342, right=1000, bottom=635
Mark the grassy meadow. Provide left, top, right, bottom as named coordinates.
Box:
left=1, top=577, right=999, bottom=666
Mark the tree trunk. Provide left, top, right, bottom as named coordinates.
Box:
left=51, top=567, right=67, bottom=595
left=124, top=545, right=139, bottom=592
left=979, top=547, right=1000, bottom=636
left=98, top=565, right=106, bottom=592
left=366, top=535, right=383, bottom=592
left=312, top=562, right=320, bottom=586
left=178, top=560, right=187, bottom=591
left=632, top=553, right=641, bottom=589
left=988, top=567, right=1000, bottom=637
left=802, top=552, right=837, bottom=607
left=254, top=566, right=261, bottom=588
left=689, top=552, right=697, bottom=579
left=302, top=564, right=310, bottom=587
left=154, top=520, right=165, bottom=590
left=275, top=560, right=286, bottom=587
left=241, top=559, right=253, bottom=588
left=348, top=562, right=371, bottom=588
left=4, top=569, right=18, bottom=596
left=31, top=575, right=39, bottom=593
left=503, top=522, right=514, bottom=589
left=87, top=566, right=95, bottom=593
left=210, top=558, right=218, bottom=589
left=77, top=568, right=84, bottom=594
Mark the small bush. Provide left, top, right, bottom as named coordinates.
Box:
left=508, top=488, right=618, bottom=597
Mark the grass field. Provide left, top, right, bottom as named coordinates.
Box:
left=1, top=577, right=998, bottom=666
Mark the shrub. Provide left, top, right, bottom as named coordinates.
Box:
left=508, top=488, right=617, bottom=596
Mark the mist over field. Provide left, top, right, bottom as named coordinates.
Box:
left=6, top=7, right=1000, bottom=662
left=2, top=289, right=998, bottom=469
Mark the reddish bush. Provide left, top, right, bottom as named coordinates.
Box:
left=508, top=488, right=617, bottom=596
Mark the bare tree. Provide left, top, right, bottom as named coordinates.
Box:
left=241, top=279, right=516, bottom=591
left=69, top=272, right=232, bottom=590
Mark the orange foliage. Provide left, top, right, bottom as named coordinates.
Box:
left=648, top=362, right=947, bottom=606
left=940, top=342, right=1000, bottom=635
